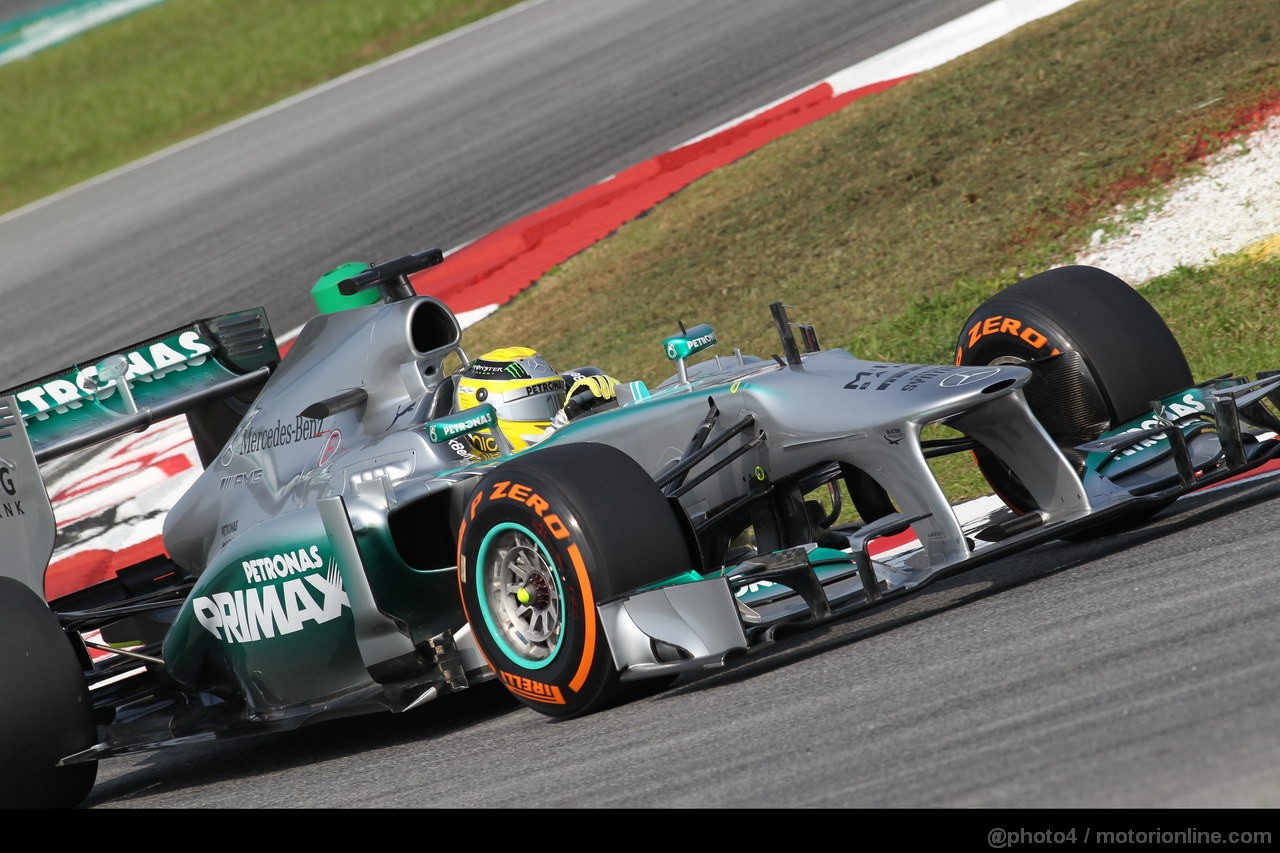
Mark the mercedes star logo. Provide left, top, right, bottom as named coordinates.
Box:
left=939, top=367, right=1002, bottom=387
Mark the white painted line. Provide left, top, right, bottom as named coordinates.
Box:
left=827, top=0, right=1081, bottom=95
left=680, top=0, right=1082, bottom=148
left=456, top=303, right=501, bottom=329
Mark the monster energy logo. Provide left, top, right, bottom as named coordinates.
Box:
left=470, top=359, right=530, bottom=380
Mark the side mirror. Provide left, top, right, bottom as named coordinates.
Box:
left=663, top=324, right=717, bottom=361
left=663, top=324, right=717, bottom=386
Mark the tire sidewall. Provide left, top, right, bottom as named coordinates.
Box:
left=955, top=266, right=1191, bottom=425
left=955, top=298, right=1071, bottom=370
left=953, top=266, right=1191, bottom=527
left=458, top=468, right=616, bottom=718
left=0, top=577, right=98, bottom=808
left=954, top=298, right=1079, bottom=511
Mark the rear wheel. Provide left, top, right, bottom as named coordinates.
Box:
left=0, top=577, right=98, bottom=808
left=458, top=443, right=697, bottom=718
left=954, top=265, right=1191, bottom=527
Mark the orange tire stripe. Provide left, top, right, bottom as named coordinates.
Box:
left=455, top=519, right=467, bottom=591
left=567, top=543, right=596, bottom=693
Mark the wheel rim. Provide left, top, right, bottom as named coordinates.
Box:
left=476, top=522, right=564, bottom=668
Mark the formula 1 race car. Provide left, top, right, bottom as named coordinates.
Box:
left=3, top=249, right=1279, bottom=808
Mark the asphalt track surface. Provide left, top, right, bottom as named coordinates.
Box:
left=85, top=475, right=1280, bottom=808
left=5, top=0, right=1278, bottom=809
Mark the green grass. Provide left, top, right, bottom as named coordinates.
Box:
left=0, top=0, right=524, bottom=213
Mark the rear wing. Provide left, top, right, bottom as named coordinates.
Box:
left=1, top=308, right=279, bottom=467
left=0, top=308, right=279, bottom=598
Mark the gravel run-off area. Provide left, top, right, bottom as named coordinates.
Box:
left=1073, top=114, right=1280, bottom=284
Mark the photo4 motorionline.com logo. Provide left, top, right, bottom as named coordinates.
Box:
left=986, top=826, right=1271, bottom=848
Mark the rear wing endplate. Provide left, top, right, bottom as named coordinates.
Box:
left=0, top=395, right=56, bottom=596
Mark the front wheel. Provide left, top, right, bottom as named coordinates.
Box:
left=954, top=265, right=1192, bottom=532
left=457, top=443, right=698, bottom=718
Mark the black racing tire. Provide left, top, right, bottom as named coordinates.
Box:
left=457, top=442, right=698, bottom=719
left=954, top=265, right=1191, bottom=524
left=955, top=265, right=1190, bottom=423
left=0, top=577, right=98, bottom=808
